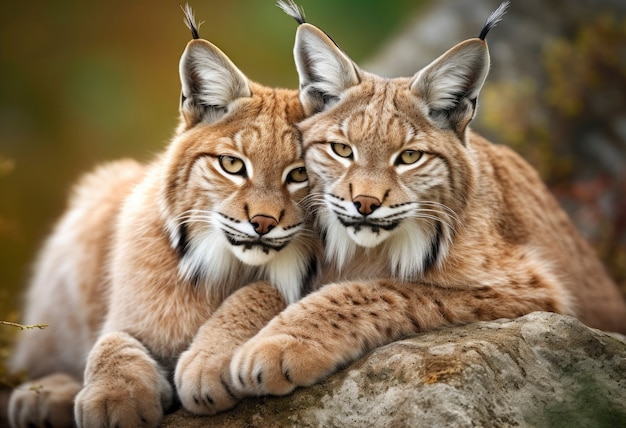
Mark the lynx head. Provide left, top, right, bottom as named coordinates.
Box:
left=287, top=1, right=508, bottom=277
left=158, top=6, right=315, bottom=303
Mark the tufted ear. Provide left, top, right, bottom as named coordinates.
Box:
left=409, top=39, right=490, bottom=137
left=409, top=0, right=509, bottom=137
left=294, top=23, right=361, bottom=115
left=179, top=39, right=252, bottom=129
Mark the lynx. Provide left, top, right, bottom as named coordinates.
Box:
left=8, top=7, right=317, bottom=428
left=221, top=0, right=626, bottom=401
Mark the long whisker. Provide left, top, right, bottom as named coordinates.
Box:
left=176, top=213, right=211, bottom=222
left=417, top=201, right=462, bottom=224
left=178, top=217, right=212, bottom=226
left=173, top=209, right=214, bottom=229
left=408, top=212, right=455, bottom=232
left=175, top=208, right=212, bottom=219
left=413, top=207, right=456, bottom=223
left=300, top=192, right=327, bottom=212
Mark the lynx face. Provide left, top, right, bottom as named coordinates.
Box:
left=295, top=24, right=486, bottom=277
left=302, top=89, right=469, bottom=271
left=157, top=38, right=315, bottom=303
left=163, top=97, right=309, bottom=268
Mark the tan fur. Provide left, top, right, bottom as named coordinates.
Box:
left=226, top=17, right=626, bottom=401
left=8, top=34, right=316, bottom=427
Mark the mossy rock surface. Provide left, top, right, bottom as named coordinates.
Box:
left=162, top=312, right=626, bottom=428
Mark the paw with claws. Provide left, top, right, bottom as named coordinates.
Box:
left=9, top=373, right=81, bottom=428
left=175, top=349, right=239, bottom=415
left=229, top=333, right=338, bottom=397
left=74, top=332, right=173, bottom=428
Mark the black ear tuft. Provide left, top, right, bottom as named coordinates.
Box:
left=478, top=1, right=510, bottom=40
left=277, top=0, right=306, bottom=25
left=182, top=3, right=202, bottom=40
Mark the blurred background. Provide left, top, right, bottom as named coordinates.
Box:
left=0, top=0, right=625, bottom=365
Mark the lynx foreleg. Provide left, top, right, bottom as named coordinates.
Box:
left=230, top=279, right=566, bottom=396
left=175, top=281, right=286, bottom=415
left=74, top=331, right=173, bottom=428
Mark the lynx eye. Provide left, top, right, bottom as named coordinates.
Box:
left=396, top=150, right=423, bottom=165
left=219, top=155, right=246, bottom=176
left=330, top=142, right=353, bottom=159
left=286, top=166, right=308, bottom=184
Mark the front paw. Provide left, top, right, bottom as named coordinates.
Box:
left=74, top=332, right=173, bottom=428
left=175, top=349, right=239, bottom=415
left=230, top=334, right=337, bottom=397
left=74, top=375, right=166, bottom=428
left=9, top=373, right=81, bottom=428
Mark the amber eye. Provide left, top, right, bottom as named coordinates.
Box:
left=219, top=155, right=246, bottom=176
left=330, top=142, right=353, bottom=159
left=396, top=150, right=423, bottom=165
left=287, top=166, right=308, bottom=184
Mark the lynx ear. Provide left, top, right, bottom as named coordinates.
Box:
left=294, top=23, right=360, bottom=115
left=179, top=39, right=252, bottom=128
left=409, top=39, right=489, bottom=136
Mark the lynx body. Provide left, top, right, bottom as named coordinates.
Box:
left=227, top=0, right=626, bottom=400
left=8, top=8, right=317, bottom=427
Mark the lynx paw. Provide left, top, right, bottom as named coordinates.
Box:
left=74, top=332, right=173, bottom=428
left=230, top=334, right=336, bottom=396
left=8, top=373, right=81, bottom=428
left=175, top=349, right=239, bottom=415
left=74, top=373, right=168, bottom=428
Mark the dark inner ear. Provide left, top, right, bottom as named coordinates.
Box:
left=178, top=40, right=251, bottom=129
left=410, top=39, right=490, bottom=140
left=181, top=66, right=230, bottom=126
left=301, top=87, right=339, bottom=115
left=428, top=96, right=478, bottom=137
left=294, top=24, right=361, bottom=116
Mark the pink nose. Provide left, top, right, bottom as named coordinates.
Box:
left=353, top=195, right=381, bottom=216
left=250, top=215, right=278, bottom=236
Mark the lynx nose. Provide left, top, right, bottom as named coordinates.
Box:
left=250, top=214, right=278, bottom=236
left=353, top=195, right=381, bottom=216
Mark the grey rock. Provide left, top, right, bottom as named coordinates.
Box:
left=162, top=312, right=626, bottom=427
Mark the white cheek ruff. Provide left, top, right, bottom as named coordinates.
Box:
left=346, top=227, right=391, bottom=248
left=318, top=210, right=356, bottom=272
left=259, top=235, right=315, bottom=305
left=383, top=220, right=437, bottom=280
left=228, top=245, right=279, bottom=266
left=178, top=226, right=238, bottom=286
left=320, top=197, right=447, bottom=280
left=176, top=214, right=313, bottom=305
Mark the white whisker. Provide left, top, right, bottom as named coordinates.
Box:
left=417, top=201, right=462, bottom=224
left=300, top=192, right=327, bottom=212
left=411, top=209, right=455, bottom=230
left=409, top=213, right=454, bottom=231
left=178, top=217, right=212, bottom=226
